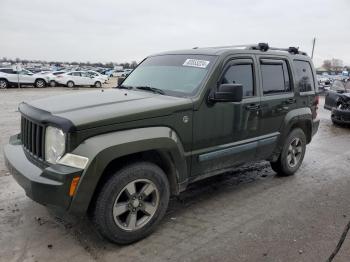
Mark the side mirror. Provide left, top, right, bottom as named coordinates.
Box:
left=117, top=77, right=126, bottom=86
left=209, top=83, right=243, bottom=103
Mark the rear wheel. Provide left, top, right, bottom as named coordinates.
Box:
left=67, top=81, right=74, bottom=88
left=49, top=80, right=56, bottom=87
left=0, top=79, right=8, bottom=89
left=92, top=162, right=170, bottom=244
left=35, top=79, right=46, bottom=88
left=94, top=81, right=102, bottom=88
left=270, top=128, right=306, bottom=176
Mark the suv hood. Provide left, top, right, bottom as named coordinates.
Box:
left=25, top=89, right=193, bottom=130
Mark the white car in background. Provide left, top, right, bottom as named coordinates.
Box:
left=86, top=70, right=109, bottom=83
left=0, top=68, right=49, bottom=88
left=111, top=69, right=126, bottom=77
left=121, top=69, right=133, bottom=77
left=37, top=70, right=67, bottom=87
left=55, top=71, right=104, bottom=88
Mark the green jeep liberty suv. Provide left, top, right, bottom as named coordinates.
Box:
left=4, top=43, right=320, bottom=244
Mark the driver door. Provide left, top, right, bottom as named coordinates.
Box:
left=191, top=56, right=261, bottom=177
left=80, top=72, right=94, bottom=85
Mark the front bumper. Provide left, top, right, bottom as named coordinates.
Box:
left=4, top=135, right=83, bottom=210
left=331, top=108, right=350, bottom=125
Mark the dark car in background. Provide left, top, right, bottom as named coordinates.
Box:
left=325, top=80, right=350, bottom=125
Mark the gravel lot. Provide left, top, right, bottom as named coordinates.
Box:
left=1, top=89, right=350, bottom=262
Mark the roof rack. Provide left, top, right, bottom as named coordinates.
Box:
left=193, top=43, right=308, bottom=56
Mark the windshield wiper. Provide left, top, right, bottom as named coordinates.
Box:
left=117, top=84, right=133, bottom=89
left=135, top=86, right=165, bottom=95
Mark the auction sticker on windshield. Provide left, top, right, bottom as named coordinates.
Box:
left=183, top=59, right=210, bottom=68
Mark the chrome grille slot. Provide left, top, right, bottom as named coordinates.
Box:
left=21, top=116, right=45, bottom=160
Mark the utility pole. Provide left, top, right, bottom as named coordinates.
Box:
left=311, top=37, right=316, bottom=60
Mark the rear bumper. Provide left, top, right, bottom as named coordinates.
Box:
left=331, top=108, right=350, bottom=124
left=4, top=135, right=83, bottom=210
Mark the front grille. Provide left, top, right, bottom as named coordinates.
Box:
left=21, top=116, right=45, bottom=160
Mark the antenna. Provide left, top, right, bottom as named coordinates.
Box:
left=311, top=37, right=316, bottom=60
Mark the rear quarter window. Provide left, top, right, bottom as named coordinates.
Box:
left=293, top=60, right=315, bottom=92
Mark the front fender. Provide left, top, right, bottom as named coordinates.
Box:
left=68, top=127, right=187, bottom=214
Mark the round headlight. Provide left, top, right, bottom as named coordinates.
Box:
left=45, top=126, right=66, bottom=164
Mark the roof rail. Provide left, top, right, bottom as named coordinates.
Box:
left=193, top=43, right=308, bottom=56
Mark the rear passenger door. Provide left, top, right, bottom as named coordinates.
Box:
left=256, top=56, right=296, bottom=158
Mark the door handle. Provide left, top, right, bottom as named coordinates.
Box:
left=245, top=104, right=261, bottom=111
left=285, top=98, right=296, bottom=104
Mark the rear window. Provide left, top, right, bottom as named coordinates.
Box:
left=53, top=71, right=65, bottom=75
left=70, top=72, right=81, bottom=76
left=293, top=60, right=315, bottom=92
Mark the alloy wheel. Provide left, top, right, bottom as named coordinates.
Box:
left=113, top=179, right=159, bottom=231
left=36, top=80, right=45, bottom=88
left=287, top=138, right=303, bottom=168
left=0, top=80, right=7, bottom=89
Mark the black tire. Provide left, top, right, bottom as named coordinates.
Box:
left=0, top=79, right=8, bottom=89
left=94, top=81, right=102, bottom=88
left=270, top=128, right=306, bottom=176
left=67, top=81, right=74, bottom=88
left=49, top=80, right=56, bottom=87
left=92, top=162, right=170, bottom=244
left=35, top=79, right=46, bottom=88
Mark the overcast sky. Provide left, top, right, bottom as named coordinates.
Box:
left=1, top=0, right=349, bottom=67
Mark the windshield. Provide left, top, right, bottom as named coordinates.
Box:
left=121, top=54, right=217, bottom=96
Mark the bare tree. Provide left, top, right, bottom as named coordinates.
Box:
left=322, top=60, right=332, bottom=71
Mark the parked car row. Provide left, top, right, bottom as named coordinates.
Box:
left=0, top=66, right=135, bottom=89
left=0, top=68, right=111, bottom=88
left=317, top=73, right=349, bottom=92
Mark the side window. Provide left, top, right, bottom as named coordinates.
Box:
left=0, top=69, right=15, bottom=74
left=260, top=60, right=291, bottom=95
left=221, top=64, right=254, bottom=97
left=71, top=72, right=81, bottom=76
left=293, top=60, right=314, bottom=92
left=81, top=72, right=89, bottom=77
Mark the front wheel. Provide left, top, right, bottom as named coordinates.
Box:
left=0, top=79, right=8, bottom=89
left=92, top=162, right=170, bottom=244
left=94, top=81, right=102, bottom=88
left=270, top=128, right=306, bottom=176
